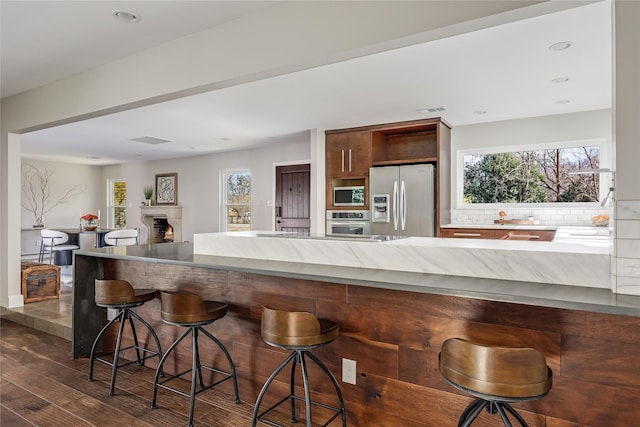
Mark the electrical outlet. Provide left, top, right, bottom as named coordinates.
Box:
left=342, top=358, right=356, bottom=385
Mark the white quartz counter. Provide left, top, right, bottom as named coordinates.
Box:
left=193, top=231, right=611, bottom=289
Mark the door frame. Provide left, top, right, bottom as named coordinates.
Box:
left=272, top=160, right=311, bottom=231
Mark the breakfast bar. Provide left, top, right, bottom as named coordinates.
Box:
left=72, top=237, right=640, bottom=426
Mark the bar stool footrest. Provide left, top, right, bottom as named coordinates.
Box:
left=256, top=394, right=343, bottom=427
left=155, top=365, right=235, bottom=399
left=93, top=345, right=161, bottom=367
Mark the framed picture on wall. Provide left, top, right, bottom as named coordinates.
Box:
left=155, top=173, right=178, bottom=205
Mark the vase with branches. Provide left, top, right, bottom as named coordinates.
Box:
left=21, top=163, right=87, bottom=228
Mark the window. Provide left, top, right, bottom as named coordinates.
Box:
left=222, top=170, right=251, bottom=232
left=110, top=179, right=127, bottom=228
left=460, top=142, right=605, bottom=205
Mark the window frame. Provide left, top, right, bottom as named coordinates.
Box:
left=109, top=178, right=127, bottom=229
left=455, top=138, right=610, bottom=209
left=220, top=168, right=252, bottom=232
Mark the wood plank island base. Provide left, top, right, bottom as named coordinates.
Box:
left=73, top=243, right=640, bottom=426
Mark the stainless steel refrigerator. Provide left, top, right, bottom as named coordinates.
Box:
left=369, top=164, right=435, bottom=237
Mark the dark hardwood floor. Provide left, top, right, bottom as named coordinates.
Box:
left=0, top=319, right=296, bottom=426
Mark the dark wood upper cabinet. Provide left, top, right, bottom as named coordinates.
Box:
left=371, top=123, right=439, bottom=165
left=325, top=118, right=451, bottom=234
left=325, top=130, right=371, bottom=178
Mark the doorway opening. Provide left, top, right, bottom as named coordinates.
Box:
left=275, top=164, right=311, bottom=234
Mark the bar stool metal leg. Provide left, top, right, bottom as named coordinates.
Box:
left=88, top=309, right=124, bottom=384
left=252, top=306, right=346, bottom=427
left=252, top=351, right=298, bottom=427
left=306, top=351, right=347, bottom=426
left=152, top=324, right=240, bottom=427
left=252, top=349, right=346, bottom=427
left=88, top=306, right=162, bottom=396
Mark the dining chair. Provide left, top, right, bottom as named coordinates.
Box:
left=104, top=229, right=139, bottom=246
left=39, top=229, right=80, bottom=264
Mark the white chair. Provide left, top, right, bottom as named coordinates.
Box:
left=104, top=229, right=138, bottom=246
left=39, top=229, right=80, bottom=264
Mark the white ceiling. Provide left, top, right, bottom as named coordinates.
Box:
left=2, top=1, right=612, bottom=166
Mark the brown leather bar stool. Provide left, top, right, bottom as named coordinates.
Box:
left=439, top=338, right=553, bottom=427
left=152, top=291, right=240, bottom=427
left=88, top=279, right=162, bottom=396
left=252, top=306, right=346, bottom=427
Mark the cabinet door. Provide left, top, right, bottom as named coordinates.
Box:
left=441, top=228, right=495, bottom=239
left=326, top=131, right=371, bottom=178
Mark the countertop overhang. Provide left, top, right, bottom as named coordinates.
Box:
left=75, top=242, right=639, bottom=317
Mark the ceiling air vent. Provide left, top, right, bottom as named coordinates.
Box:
left=417, top=106, right=448, bottom=114
left=130, top=136, right=172, bottom=145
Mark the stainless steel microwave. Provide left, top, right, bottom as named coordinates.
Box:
left=333, top=186, right=365, bottom=206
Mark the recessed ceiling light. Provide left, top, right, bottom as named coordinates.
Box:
left=552, top=76, right=570, bottom=83
left=549, top=41, right=572, bottom=51
left=112, top=10, right=140, bottom=23
left=555, top=99, right=570, bottom=104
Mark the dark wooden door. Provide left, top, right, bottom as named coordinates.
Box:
left=275, top=164, right=310, bottom=234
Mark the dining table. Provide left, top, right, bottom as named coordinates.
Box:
left=58, top=228, right=115, bottom=250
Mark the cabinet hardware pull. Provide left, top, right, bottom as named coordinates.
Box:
left=453, top=233, right=482, bottom=237
left=349, top=149, right=352, bottom=172
left=341, top=149, right=345, bottom=172
left=509, top=234, right=540, bottom=239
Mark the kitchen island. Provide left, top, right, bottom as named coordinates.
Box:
left=194, top=230, right=611, bottom=289
left=73, top=240, right=640, bottom=426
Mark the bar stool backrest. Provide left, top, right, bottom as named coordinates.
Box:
left=439, top=338, right=552, bottom=399
left=95, top=279, right=135, bottom=305
left=160, top=291, right=221, bottom=324
left=41, top=229, right=70, bottom=246
left=261, top=306, right=324, bottom=347
left=104, top=229, right=138, bottom=246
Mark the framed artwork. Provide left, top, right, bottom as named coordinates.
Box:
left=155, top=173, right=178, bottom=205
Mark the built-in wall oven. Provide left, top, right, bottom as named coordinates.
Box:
left=326, top=210, right=370, bottom=236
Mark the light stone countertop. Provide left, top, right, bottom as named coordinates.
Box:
left=193, top=231, right=611, bottom=290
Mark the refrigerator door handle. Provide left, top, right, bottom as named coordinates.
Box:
left=400, top=180, right=407, bottom=230
left=392, top=180, right=399, bottom=231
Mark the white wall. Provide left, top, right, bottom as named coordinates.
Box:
left=101, top=135, right=311, bottom=243
left=20, top=160, right=102, bottom=229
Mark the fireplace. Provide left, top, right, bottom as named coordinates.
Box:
left=140, top=205, right=182, bottom=244
left=153, top=217, right=174, bottom=243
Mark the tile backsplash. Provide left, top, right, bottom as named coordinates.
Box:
left=614, top=200, right=640, bottom=296
left=451, top=206, right=614, bottom=226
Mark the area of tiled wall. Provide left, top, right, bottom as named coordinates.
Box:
left=451, top=206, right=614, bottom=226
left=615, top=201, right=640, bottom=296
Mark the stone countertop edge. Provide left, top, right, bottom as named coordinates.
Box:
left=74, top=243, right=640, bottom=318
